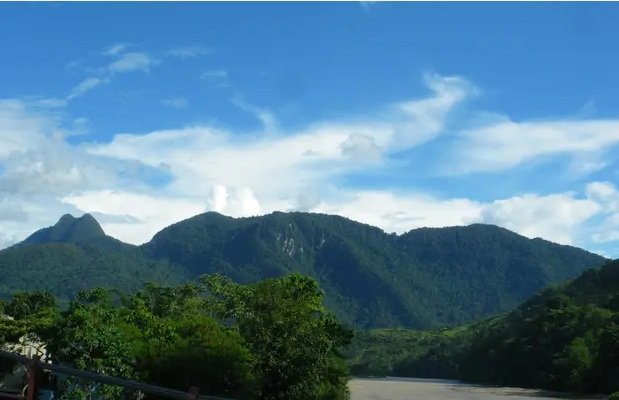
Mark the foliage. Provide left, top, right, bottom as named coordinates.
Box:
left=143, top=212, right=605, bottom=328
left=2, top=275, right=350, bottom=400
left=347, top=260, right=619, bottom=395
left=204, top=273, right=352, bottom=400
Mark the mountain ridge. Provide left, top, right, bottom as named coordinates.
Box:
left=0, top=211, right=607, bottom=328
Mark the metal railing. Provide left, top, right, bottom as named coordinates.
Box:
left=0, top=350, right=233, bottom=400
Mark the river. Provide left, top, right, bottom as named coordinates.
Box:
left=350, top=378, right=606, bottom=400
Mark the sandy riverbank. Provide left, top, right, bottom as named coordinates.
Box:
left=349, top=378, right=606, bottom=400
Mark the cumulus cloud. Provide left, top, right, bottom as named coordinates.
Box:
left=478, top=193, right=601, bottom=245
left=0, top=99, right=180, bottom=245
left=340, top=132, right=383, bottom=161
left=308, top=188, right=608, bottom=247
left=5, top=71, right=619, bottom=257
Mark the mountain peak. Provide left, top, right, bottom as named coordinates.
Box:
left=23, top=213, right=106, bottom=245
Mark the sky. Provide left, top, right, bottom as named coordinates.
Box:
left=2, top=2, right=619, bottom=257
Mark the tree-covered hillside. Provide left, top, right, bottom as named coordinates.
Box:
left=143, top=211, right=605, bottom=328
left=0, top=212, right=606, bottom=328
left=346, top=260, right=619, bottom=395
left=0, top=215, right=186, bottom=300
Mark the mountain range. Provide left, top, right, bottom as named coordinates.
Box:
left=0, top=212, right=606, bottom=328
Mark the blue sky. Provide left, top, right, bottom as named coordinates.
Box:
left=2, top=2, right=619, bottom=257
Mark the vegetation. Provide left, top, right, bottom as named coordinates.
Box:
left=0, top=215, right=187, bottom=301
left=0, top=212, right=605, bottom=329
left=346, top=260, right=619, bottom=395
left=1, top=274, right=351, bottom=400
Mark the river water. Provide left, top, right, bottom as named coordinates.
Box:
left=349, top=378, right=606, bottom=400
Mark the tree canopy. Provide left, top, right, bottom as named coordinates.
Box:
left=0, top=274, right=351, bottom=400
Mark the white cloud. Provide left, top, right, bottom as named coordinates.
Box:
left=311, top=191, right=481, bottom=235
left=62, top=190, right=206, bottom=244
left=161, top=97, right=189, bottom=109
left=166, top=46, right=210, bottom=59
left=6, top=71, right=619, bottom=257
left=67, top=77, right=107, bottom=100
left=478, top=193, right=601, bottom=245
left=381, top=73, right=474, bottom=151
left=108, top=52, right=154, bottom=74
left=64, top=46, right=157, bottom=102
left=309, top=189, right=607, bottom=247
left=103, top=43, right=131, bottom=56
left=231, top=97, right=277, bottom=131
left=450, top=118, right=619, bottom=174
left=586, top=181, right=619, bottom=213
left=340, top=132, right=383, bottom=161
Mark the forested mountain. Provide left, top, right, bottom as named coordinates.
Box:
left=346, top=260, right=619, bottom=394
left=0, top=212, right=606, bottom=328
left=142, top=212, right=604, bottom=328
left=459, top=259, right=619, bottom=393
left=0, top=214, right=186, bottom=301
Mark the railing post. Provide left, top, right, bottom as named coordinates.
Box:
left=26, top=357, right=37, bottom=400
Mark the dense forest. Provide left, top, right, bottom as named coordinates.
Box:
left=346, top=260, right=619, bottom=395
left=2, top=212, right=617, bottom=397
left=0, top=274, right=351, bottom=400
left=0, top=212, right=605, bottom=328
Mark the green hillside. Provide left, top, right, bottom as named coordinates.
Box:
left=347, top=260, right=619, bottom=394
left=0, top=212, right=606, bottom=328
left=143, top=211, right=605, bottom=328
left=0, top=215, right=186, bottom=300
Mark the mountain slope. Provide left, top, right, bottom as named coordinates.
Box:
left=22, top=214, right=106, bottom=245
left=346, top=260, right=619, bottom=394
left=458, top=259, right=619, bottom=393
left=0, top=215, right=187, bottom=300
left=142, top=211, right=606, bottom=328
left=0, top=211, right=606, bottom=327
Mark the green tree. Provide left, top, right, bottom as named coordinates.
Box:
left=48, top=288, right=134, bottom=400
left=205, top=273, right=352, bottom=400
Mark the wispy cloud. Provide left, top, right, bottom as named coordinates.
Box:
left=166, top=45, right=210, bottom=59
left=108, top=52, right=155, bottom=74
left=231, top=96, right=277, bottom=131
left=201, top=69, right=229, bottom=87
left=102, top=43, right=131, bottom=56
left=447, top=118, right=619, bottom=174
left=64, top=46, right=157, bottom=102
left=161, top=97, right=189, bottom=109
left=67, top=77, right=108, bottom=100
